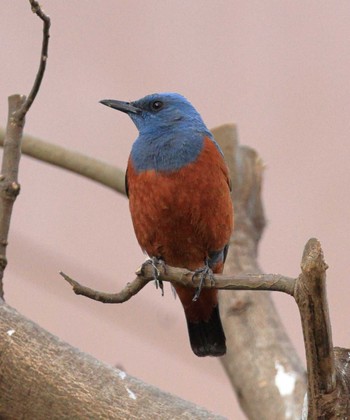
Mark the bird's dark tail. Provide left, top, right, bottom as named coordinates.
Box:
left=186, top=304, right=226, bottom=357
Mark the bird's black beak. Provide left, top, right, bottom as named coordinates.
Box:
left=99, top=99, right=141, bottom=114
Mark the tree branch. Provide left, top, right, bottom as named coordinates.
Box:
left=60, top=265, right=296, bottom=304
left=215, top=125, right=306, bottom=420
left=60, top=271, right=150, bottom=303
left=0, top=96, right=26, bottom=298
left=0, top=1, right=50, bottom=299
left=0, top=130, right=126, bottom=194
left=0, top=300, right=225, bottom=420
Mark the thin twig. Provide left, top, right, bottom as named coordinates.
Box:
left=60, top=271, right=150, bottom=303
left=15, top=1, right=51, bottom=122
left=60, top=263, right=296, bottom=304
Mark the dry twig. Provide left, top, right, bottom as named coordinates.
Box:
left=15, top=0, right=51, bottom=121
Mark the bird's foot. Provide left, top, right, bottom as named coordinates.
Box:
left=141, top=257, right=166, bottom=296
left=192, top=261, right=213, bottom=302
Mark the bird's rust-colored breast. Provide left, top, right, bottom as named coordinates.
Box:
left=126, top=137, right=233, bottom=272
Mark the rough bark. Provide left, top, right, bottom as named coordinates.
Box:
left=213, top=124, right=307, bottom=419
left=295, top=239, right=350, bottom=418
left=0, top=301, right=225, bottom=420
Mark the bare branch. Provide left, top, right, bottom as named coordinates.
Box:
left=14, top=1, right=51, bottom=121
left=61, top=264, right=296, bottom=304
left=0, top=1, right=51, bottom=299
left=0, top=130, right=126, bottom=194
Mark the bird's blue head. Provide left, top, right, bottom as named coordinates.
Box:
left=100, top=93, right=210, bottom=135
left=100, top=93, right=220, bottom=172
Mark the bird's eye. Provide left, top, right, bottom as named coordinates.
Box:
left=150, top=100, right=164, bottom=111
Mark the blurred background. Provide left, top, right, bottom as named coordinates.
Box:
left=1, top=1, right=350, bottom=418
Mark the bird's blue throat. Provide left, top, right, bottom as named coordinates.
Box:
left=130, top=129, right=210, bottom=173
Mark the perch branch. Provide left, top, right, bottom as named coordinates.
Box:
left=60, top=264, right=296, bottom=304
left=0, top=0, right=50, bottom=298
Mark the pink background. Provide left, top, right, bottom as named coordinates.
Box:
left=1, top=2, right=350, bottom=419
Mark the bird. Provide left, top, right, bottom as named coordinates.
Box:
left=100, top=93, right=233, bottom=357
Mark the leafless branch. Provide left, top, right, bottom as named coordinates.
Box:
left=0, top=95, right=26, bottom=298
left=60, top=271, right=150, bottom=303
left=0, top=1, right=50, bottom=298
left=61, top=264, right=296, bottom=304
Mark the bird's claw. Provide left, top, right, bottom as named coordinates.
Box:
left=192, top=262, right=213, bottom=301
left=155, top=278, right=164, bottom=296
left=141, top=257, right=166, bottom=296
